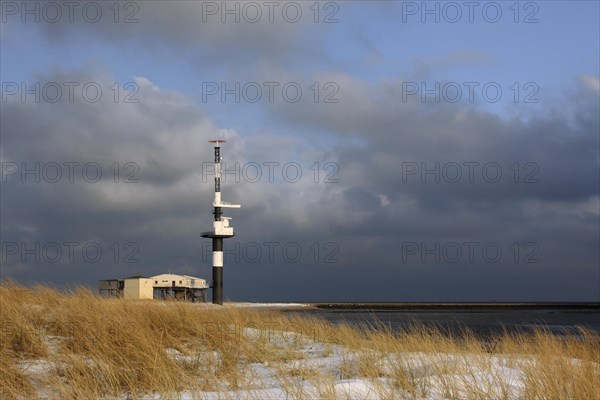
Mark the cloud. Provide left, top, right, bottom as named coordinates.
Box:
left=580, top=75, right=600, bottom=92
left=10, top=1, right=328, bottom=71
left=1, top=66, right=598, bottom=301
left=0, top=67, right=338, bottom=289
left=410, top=51, right=494, bottom=79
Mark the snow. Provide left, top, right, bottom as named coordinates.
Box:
left=155, top=330, right=534, bottom=400
left=16, top=325, right=594, bottom=399
left=18, top=359, right=55, bottom=375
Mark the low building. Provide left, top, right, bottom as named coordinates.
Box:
left=123, top=276, right=154, bottom=299
left=99, top=273, right=209, bottom=302
left=152, top=273, right=208, bottom=302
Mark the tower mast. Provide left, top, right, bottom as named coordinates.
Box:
left=201, top=140, right=240, bottom=305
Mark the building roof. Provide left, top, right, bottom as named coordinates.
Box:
left=101, top=274, right=208, bottom=288
left=150, top=273, right=205, bottom=281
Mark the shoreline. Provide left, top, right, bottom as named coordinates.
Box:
left=210, top=301, right=600, bottom=312
left=306, top=302, right=600, bottom=310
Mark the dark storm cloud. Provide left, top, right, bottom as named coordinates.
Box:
left=1, top=68, right=218, bottom=282
left=8, top=0, right=326, bottom=69
left=1, top=68, right=215, bottom=185
left=1, top=67, right=599, bottom=300
left=244, top=73, right=599, bottom=301
left=265, top=73, right=599, bottom=205
left=0, top=67, right=341, bottom=292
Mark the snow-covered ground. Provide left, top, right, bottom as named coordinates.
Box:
left=18, top=326, right=595, bottom=399
left=162, top=325, right=599, bottom=400
left=161, top=349, right=529, bottom=399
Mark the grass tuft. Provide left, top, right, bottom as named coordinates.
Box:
left=1, top=282, right=598, bottom=399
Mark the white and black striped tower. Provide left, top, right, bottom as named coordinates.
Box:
left=201, top=140, right=240, bottom=305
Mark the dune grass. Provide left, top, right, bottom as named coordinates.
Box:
left=1, top=282, right=598, bottom=399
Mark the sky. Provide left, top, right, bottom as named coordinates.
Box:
left=1, top=1, right=599, bottom=302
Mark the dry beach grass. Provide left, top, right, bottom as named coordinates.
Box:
left=1, top=282, right=599, bottom=399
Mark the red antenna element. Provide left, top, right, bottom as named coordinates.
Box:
left=208, top=139, right=227, bottom=143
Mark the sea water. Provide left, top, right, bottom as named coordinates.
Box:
left=287, top=306, right=600, bottom=339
